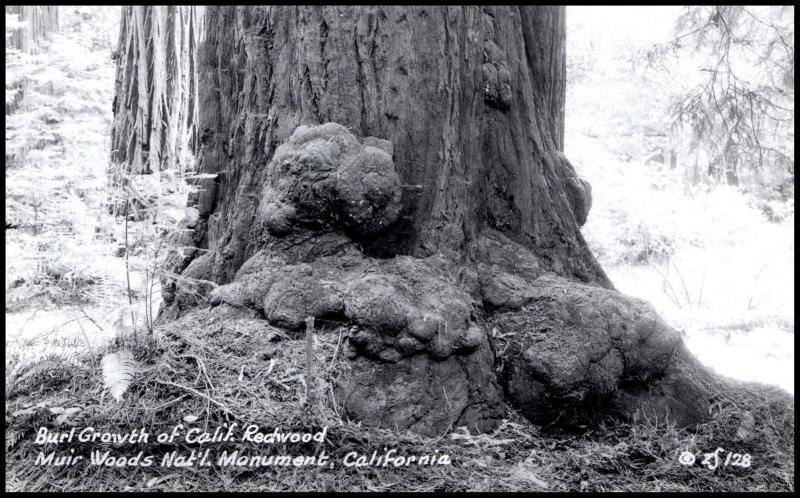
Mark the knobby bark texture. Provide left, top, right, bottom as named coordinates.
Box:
left=5, top=6, right=59, bottom=54
left=162, top=6, right=726, bottom=435
left=110, top=6, right=204, bottom=176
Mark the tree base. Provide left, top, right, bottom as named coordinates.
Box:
left=160, top=123, right=728, bottom=435
left=492, top=274, right=720, bottom=427
left=162, top=229, right=724, bottom=435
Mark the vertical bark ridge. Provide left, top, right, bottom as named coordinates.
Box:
left=110, top=6, right=204, bottom=176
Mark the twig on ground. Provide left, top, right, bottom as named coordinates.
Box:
left=154, top=379, right=232, bottom=414
left=328, top=327, right=344, bottom=371
left=75, top=303, right=104, bottom=332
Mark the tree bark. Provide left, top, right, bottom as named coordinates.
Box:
left=180, top=6, right=605, bottom=284
left=110, top=6, right=203, bottom=177
left=162, top=6, right=727, bottom=435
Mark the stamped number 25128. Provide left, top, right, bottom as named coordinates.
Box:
left=679, top=448, right=752, bottom=470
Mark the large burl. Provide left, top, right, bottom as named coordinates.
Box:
left=180, top=123, right=506, bottom=435
left=258, top=122, right=402, bottom=236
left=486, top=272, right=716, bottom=427
left=468, top=231, right=720, bottom=429
left=164, top=123, right=722, bottom=436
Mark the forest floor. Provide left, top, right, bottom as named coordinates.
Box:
left=5, top=306, right=795, bottom=492
left=5, top=6, right=795, bottom=492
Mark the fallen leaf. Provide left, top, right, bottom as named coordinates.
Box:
left=56, top=407, right=82, bottom=425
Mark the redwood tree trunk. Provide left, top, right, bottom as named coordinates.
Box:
left=163, top=6, right=723, bottom=435
left=110, top=6, right=203, bottom=177
left=5, top=6, right=59, bottom=116
left=186, top=6, right=606, bottom=285
left=5, top=6, right=59, bottom=54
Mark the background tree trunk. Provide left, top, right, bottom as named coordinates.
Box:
left=110, top=6, right=203, bottom=177
left=163, top=6, right=724, bottom=435
left=5, top=6, right=59, bottom=116
left=5, top=6, right=59, bottom=54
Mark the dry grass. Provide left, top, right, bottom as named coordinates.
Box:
left=5, top=306, right=794, bottom=492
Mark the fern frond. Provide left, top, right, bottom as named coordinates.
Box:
left=100, top=350, right=137, bottom=402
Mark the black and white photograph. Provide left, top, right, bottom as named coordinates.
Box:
left=4, top=4, right=795, bottom=492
